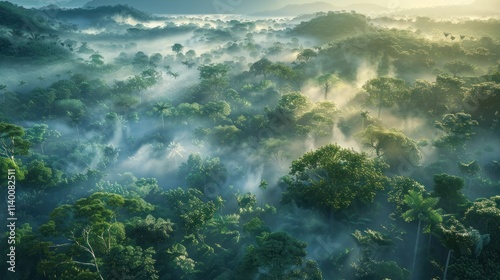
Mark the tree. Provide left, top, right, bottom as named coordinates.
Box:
left=171, top=43, right=184, bottom=54
left=133, top=51, right=150, bottom=70
left=164, top=188, right=216, bottom=234
left=25, top=159, right=62, bottom=189
left=39, top=192, right=153, bottom=280
left=297, top=48, right=317, bottom=62
left=127, top=215, right=174, bottom=247
left=206, top=125, right=240, bottom=146
left=250, top=58, right=273, bottom=80
left=351, top=229, right=409, bottom=280
left=296, top=101, right=339, bottom=139
left=444, top=60, right=476, bottom=77
left=198, top=63, right=230, bottom=96
left=437, top=218, right=492, bottom=280
left=363, top=77, right=408, bottom=118
left=178, top=153, right=227, bottom=193
left=149, top=53, right=163, bottom=67
left=268, top=63, right=297, bottom=85
left=316, top=73, right=340, bottom=100
left=128, top=69, right=162, bottom=103
left=464, top=196, right=500, bottom=250
left=165, top=243, right=197, bottom=279
left=103, top=245, right=159, bottom=280
left=357, top=125, right=422, bottom=168
left=434, top=113, right=478, bottom=151
left=152, top=101, right=171, bottom=131
left=402, top=190, right=442, bottom=277
left=167, top=141, right=185, bottom=166
left=199, top=63, right=229, bottom=80
left=185, top=49, right=196, bottom=60
left=387, top=176, right=425, bottom=220
left=89, top=53, right=104, bottom=68
left=267, top=92, right=312, bottom=132
left=0, top=122, right=30, bottom=159
left=458, top=160, right=481, bottom=195
left=26, top=124, right=60, bottom=154
left=432, top=174, right=469, bottom=214
left=32, top=88, right=56, bottom=116
left=238, top=231, right=322, bottom=280
left=202, top=101, right=231, bottom=122
left=282, top=144, right=388, bottom=214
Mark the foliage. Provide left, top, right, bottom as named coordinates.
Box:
left=0, top=122, right=31, bottom=159
left=362, top=77, right=409, bottom=118
left=238, top=231, right=322, bottom=280
left=357, top=125, right=422, bottom=168
left=291, top=11, right=373, bottom=43
left=282, top=144, right=388, bottom=213
left=434, top=113, right=478, bottom=150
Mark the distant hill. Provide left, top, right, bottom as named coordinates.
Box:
left=0, top=1, right=54, bottom=32
left=54, top=4, right=156, bottom=22
left=0, top=1, right=74, bottom=62
left=393, top=0, right=500, bottom=17
left=290, top=11, right=375, bottom=43
left=255, top=2, right=336, bottom=17
left=83, top=0, right=280, bottom=14
left=255, top=2, right=387, bottom=17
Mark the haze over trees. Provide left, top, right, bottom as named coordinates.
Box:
left=1, top=1, right=500, bottom=279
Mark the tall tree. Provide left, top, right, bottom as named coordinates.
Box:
left=363, top=77, right=408, bottom=118
left=152, top=101, right=171, bottom=132
left=297, top=48, right=317, bottom=62
left=432, top=174, right=470, bottom=214
left=26, top=124, right=60, bottom=154
left=402, top=190, right=442, bottom=278
left=434, top=112, right=478, bottom=151
left=357, top=125, right=422, bottom=168
left=282, top=144, right=388, bottom=214
left=237, top=231, right=322, bottom=280
left=171, top=43, right=184, bottom=54
left=0, top=122, right=30, bottom=159
left=250, top=58, right=273, bottom=80
left=316, top=73, right=340, bottom=100
left=444, top=60, right=476, bottom=77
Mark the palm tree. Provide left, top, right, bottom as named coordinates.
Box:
left=167, top=141, right=185, bottom=166
left=402, top=190, right=442, bottom=279
left=153, top=102, right=171, bottom=132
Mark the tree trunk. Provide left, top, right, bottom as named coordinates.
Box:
left=411, top=218, right=422, bottom=279
left=378, top=104, right=382, bottom=118
left=161, top=114, right=165, bottom=132
left=467, top=177, right=472, bottom=196
left=427, top=234, right=432, bottom=256
left=76, top=125, right=80, bottom=142
left=443, top=249, right=452, bottom=280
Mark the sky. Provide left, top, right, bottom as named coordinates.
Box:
left=8, top=0, right=476, bottom=10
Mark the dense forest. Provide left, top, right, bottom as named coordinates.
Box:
left=1, top=1, right=500, bottom=279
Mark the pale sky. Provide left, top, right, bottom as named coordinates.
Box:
left=8, top=0, right=476, bottom=9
